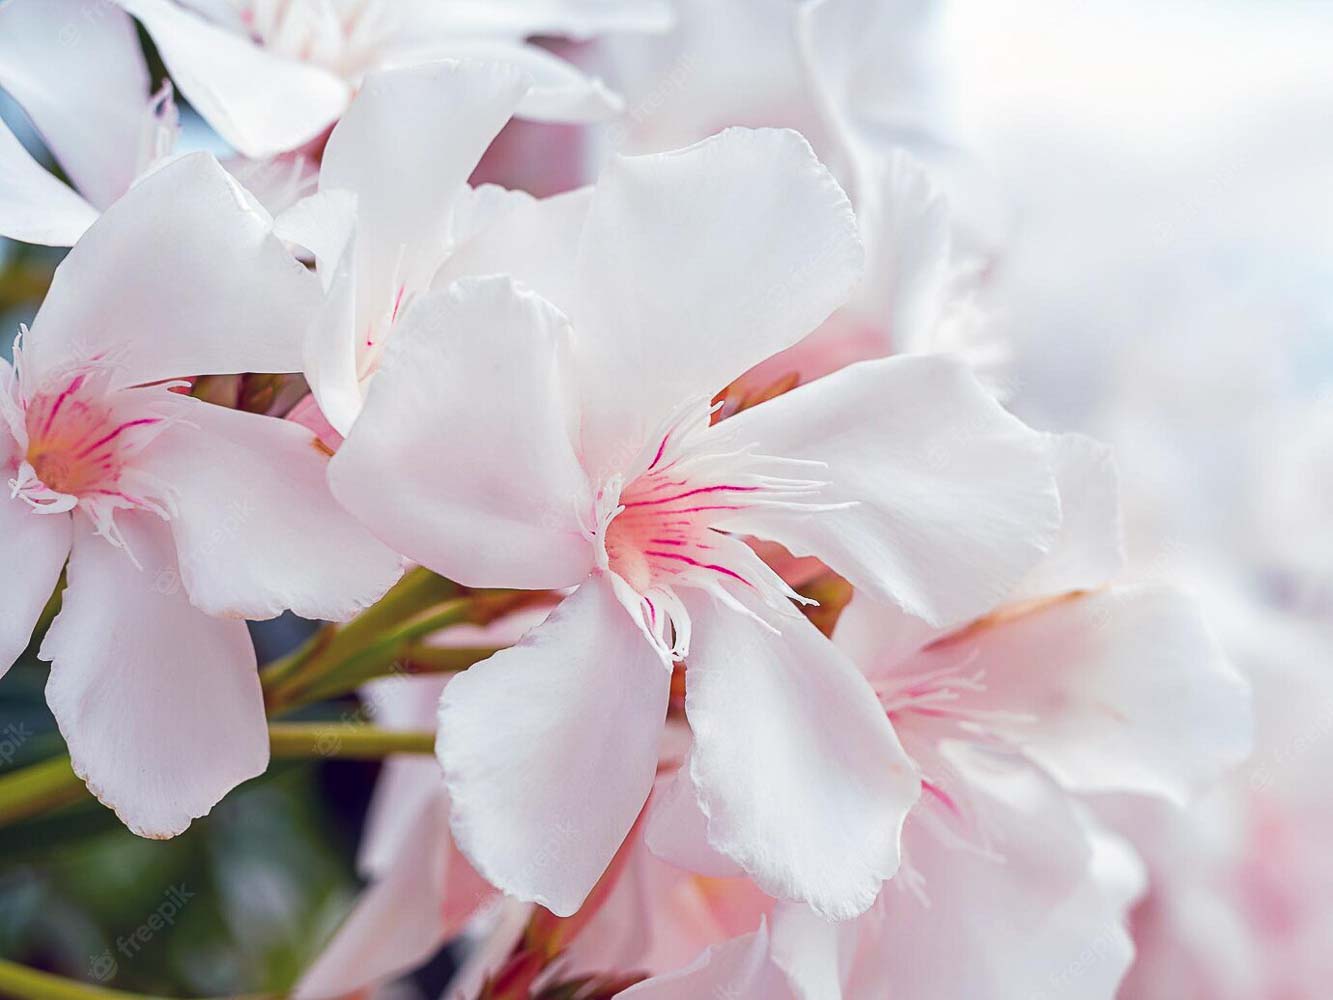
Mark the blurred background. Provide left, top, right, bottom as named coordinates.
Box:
left=1, top=0, right=1330, bottom=996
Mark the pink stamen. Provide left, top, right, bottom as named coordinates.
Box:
left=75, top=418, right=161, bottom=459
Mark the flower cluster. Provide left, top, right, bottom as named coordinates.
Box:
left=0, top=2, right=1257, bottom=999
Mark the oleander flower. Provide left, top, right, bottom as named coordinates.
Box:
left=0, top=0, right=323, bottom=247
left=0, top=0, right=178, bottom=246
left=601, top=0, right=1005, bottom=392
left=329, top=126, right=1063, bottom=919
left=0, top=153, right=402, bottom=838
left=635, top=436, right=1249, bottom=999
left=769, top=436, right=1247, bottom=998
left=279, top=59, right=536, bottom=436
left=111, top=0, right=672, bottom=159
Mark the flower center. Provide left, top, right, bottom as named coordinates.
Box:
left=6, top=356, right=180, bottom=553
left=591, top=401, right=837, bottom=659
left=23, top=373, right=132, bottom=497
left=235, top=0, right=398, bottom=81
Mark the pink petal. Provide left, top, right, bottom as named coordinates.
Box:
left=321, top=61, right=529, bottom=314
left=331, top=276, right=594, bottom=590
left=138, top=396, right=403, bottom=622
left=682, top=588, right=919, bottom=920
left=26, top=153, right=320, bottom=389
left=931, top=584, right=1253, bottom=804
left=40, top=514, right=267, bottom=838
left=860, top=761, right=1144, bottom=1000
left=616, top=920, right=799, bottom=1000
left=571, top=127, right=865, bottom=480
left=707, top=353, right=1061, bottom=629
left=0, top=0, right=149, bottom=208
left=397, top=39, right=622, bottom=123
left=1009, top=431, right=1126, bottom=602
left=0, top=113, right=98, bottom=247
left=407, top=1, right=673, bottom=39
left=115, top=0, right=349, bottom=158
left=644, top=757, right=744, bottom=879
left=438, top=574, right=670, bottom=916
left=432, top=184, right=591, bottom=310
left=0, top=423, right=72, bottom=673
left=293, top=792, right=493, bottom=1000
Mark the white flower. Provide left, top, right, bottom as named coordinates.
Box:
left=113, top=0, right=673, bottom=158
left=329, top=127, right=1062, bottom=919
left=0, top=153, right=402, bottom=838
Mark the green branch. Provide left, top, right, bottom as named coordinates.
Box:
left=0, top=755, right=85, bottom=826
left=0, top=958, right=277, bottom=1000
left=0, top=724, right=436, bottom=827
left=268, top=722, right=435, bottom=759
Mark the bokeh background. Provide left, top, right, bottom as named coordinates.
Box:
left=1, top=0, right=1330, bottom=995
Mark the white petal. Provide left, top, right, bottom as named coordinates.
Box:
left=273, top=188, right=357, bottom=280
left=406, top=0, right=673, bottom=39
left=357, top=612, right=549, bottom=877
left=935, top=584, right=1253, bottom=804
left=321, top=61, right=529, bottom=306
left=571, top=127, right=865, bottom=480
left=300, top=229, right=364, bottom=437
left=832, top=587, right=944, bottom=679
left=1009, top=432, right=1125, bottom=602
left=40, top=514, right=268, bottom=838
left=222, top=150, right=320, bottom=219
left=393, top=40, right=622, bottom=123
left=0, top=0, right=149, bottom=208
left=293, top=793, right=492, bottom=1000
left=138, top=396, right=402, bottom=622
left=644, top=756, right=744, bottom=879
left=25, top=153, right=319, bottom=389
left=116, top=0, right=349, bottom=158
left=443, top=182, right=536, bottom=250
left=845, top=149, right=955, bottom=352
left=432, top=185, right=592, bottom=311
left=767, top=902, right=848, bottom=1000
left=0, top=430, right=72, bottom=673
left=438, top=574, right=670, bottom=916
left=0, top=113, right=98, bottom=247
left=331, top=276, right=594, bottom=590
left=682, top=589, right=919, bottom=920
left=797, top=0, right=945, bottom=185
left=863, top=759, right=1142, bottom=1000
left=707, top=353, right=1061, bottom=628
left=356, top=674, right=450, bottom=877
left=616, top=921, right=799, bottom=1000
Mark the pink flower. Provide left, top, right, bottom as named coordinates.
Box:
left=329, top=126, right=1062, bottom=919
left=0, top=0, right=319, bottom=246
left=112, top=0, right=673, bottom=158
left=0, top=153, right=402, bottom=838
left=0, top=0, right=177, bottom=246
left=632, top=436, right=1249, bottom=999
left=279, top=60, right=536, bottom=435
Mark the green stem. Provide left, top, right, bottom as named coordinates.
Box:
left=0, top=960, right=172, bottom=1000
left=397, top=645, right=502, bottom=674
left=0, top=965, right=265, bottom=1000
left=0, top=724, right=437, bottom=827
left=267, top=723, right=435, bottom=759
left=0, top=264, right=53, bottom=311
left=320, top=567, right=459, bottom=660
left=0, top=755, right=85, bottom=826
left=261, top=568, right=461, bottom=712
left=272, top=599, right=476, bottom=710
left=0, top=959, right=276, bottom=1000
